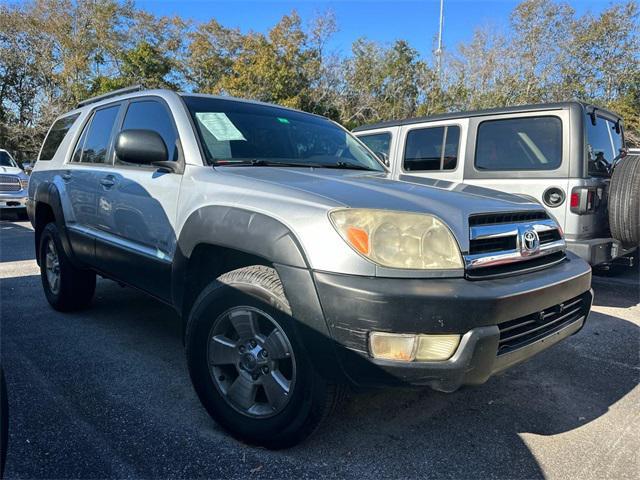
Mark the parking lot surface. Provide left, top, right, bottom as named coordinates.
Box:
left=1, top=217, right=639, bottom=479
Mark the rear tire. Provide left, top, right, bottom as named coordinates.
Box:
left=39, top=223, right=96, bottom=311
left=609, top=154, right=640, bottom=245
left=185, top=265, right=342, bottom=449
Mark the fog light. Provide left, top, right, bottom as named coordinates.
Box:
left=369, top=332, right=461, bottom=362
left=369, top=332, right=416, bottom=361
left=415, top=334, right=460, bottom=361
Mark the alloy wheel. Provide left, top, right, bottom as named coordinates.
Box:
left=207, top=306, right=296, bottom=418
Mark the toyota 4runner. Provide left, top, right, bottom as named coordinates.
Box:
left=354, top=102, right=640, bottom=267
left=28, top=87, right=593, bottom=448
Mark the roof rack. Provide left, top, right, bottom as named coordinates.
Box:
left=75, top=85, right=144, bottom=109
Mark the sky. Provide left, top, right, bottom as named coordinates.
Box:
left=137, top=0, right=617, bottom=59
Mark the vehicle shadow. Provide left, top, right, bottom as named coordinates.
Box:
left=3, top=266, right=638, bottom=478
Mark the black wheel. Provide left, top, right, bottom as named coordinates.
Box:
left=39, top=223, right=96, bottom=311
left=609, top=154, right=640, bottom=246
left=186, top=266, right=342, bottom=449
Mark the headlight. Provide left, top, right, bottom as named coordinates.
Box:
left=19, top=178, right=29, bottom=189
left=329, top=209, right=463, bottom=269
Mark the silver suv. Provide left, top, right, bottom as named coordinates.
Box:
left=354, top=102, right=640, bottom=266
left=28, top=87, right=592, bottom=448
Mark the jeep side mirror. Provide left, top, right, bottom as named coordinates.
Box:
left=376, top=151, right=390, bottom=166
left=115, top=129, right=168, bottom=166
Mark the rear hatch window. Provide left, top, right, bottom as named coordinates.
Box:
left=585, top=114, right=624, bottom=176
left=475, top=116, right=562, bottom=171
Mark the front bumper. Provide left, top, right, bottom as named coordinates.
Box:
left=0, top=191, right=28, bottom=209
left=567, top=237, right=636, bottom=265
left=313, top=252, right=592, bottom=391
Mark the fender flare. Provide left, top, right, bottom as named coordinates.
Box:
left=173, top=206, right=347, bottom=383
left=33, top=182, right=77, bottom=266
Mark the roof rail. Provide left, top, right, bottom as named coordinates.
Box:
left=75, top=85, right=144, bottom=109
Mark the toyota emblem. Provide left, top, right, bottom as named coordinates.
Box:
left=522, top=229, right=540, bottom=253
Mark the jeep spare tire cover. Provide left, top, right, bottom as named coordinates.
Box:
left=609, top=154, right=640, bottom=246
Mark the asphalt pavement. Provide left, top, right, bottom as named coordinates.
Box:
left=1, top=217, right=639, bottom=479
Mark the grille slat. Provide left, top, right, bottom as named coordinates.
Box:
left=0, top=175, right=22, bottom=192
left=469, top=211, right=548, bottom=226
left=497, top=294, right=588, bottom=355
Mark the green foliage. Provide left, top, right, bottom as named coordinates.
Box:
left=1, top=0, right=638, bottom=159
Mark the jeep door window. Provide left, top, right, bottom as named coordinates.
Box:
left=404, top=125, right=460, bottom=171
left=183, top=96, right=384, bottom=171
left=586, top=115, right=624, bottom=176
left=475, top=116, right=562, bottom=171
left=358, top=132, right=391, bottom=158
left=39, top=113, right=80, bottom=161
left=118, top=100, right=178, bottom=164
left=72, top=106, right=120, bottom=164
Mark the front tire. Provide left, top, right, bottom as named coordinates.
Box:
left=39, top=223, right=96, bottom=311
left=185, top=266, right=342, bottom=449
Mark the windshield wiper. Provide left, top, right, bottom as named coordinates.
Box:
left=320, top=161, right=377, bottom=171
left=212, top=159, right=378, bottom=171
left=212, top=159, right=321, bottom=168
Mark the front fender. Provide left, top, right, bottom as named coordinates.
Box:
left=173, top=206, right=346, bottom=383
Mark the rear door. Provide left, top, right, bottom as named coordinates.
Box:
left=94, top=97, right=183, bottom=301
left=461, top=110, right=570, bottom=228
left=64, top=104, right=122, bottom=264
left=396, top=120, right=467, bottom=183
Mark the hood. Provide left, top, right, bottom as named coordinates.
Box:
left=219, top=167, right=544, bottom=221
left=0, top=166, right=24, bottom=176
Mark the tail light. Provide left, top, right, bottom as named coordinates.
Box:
left=570, top=187, right=601, bottom=214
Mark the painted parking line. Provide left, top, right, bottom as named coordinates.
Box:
left=0, top=259, right=39, bottom=279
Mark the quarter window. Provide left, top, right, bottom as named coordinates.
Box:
left=358, top=132, right=392, bottom=158
left=72, top=106, right=120, bottom=164
left=475, top=116, right=562, bottom=171
left=404, top=126, right=460, bottom=171
left=119, top=100, right=178, bottom=164
left=39, top=114, right=80, bottom=161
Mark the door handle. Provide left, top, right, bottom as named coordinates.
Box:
left=61, top=172, right=72, bottom=182
left=100, top=175, right=116, bottom=189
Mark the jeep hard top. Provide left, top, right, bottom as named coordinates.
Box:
left=28, top=87, right=592, bottom=448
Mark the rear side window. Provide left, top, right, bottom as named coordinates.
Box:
left=119, top=100, right=178, bottom=164
left=404, top=125, right=460, bottom=171
left=358, top=132, right=391, bottom=157
left=475, top=116, right=562, bottom=171
left=72, top=105, right=120, bottom=164
left=39, top=114, right=80, bottom=161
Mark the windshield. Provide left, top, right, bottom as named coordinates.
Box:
left=183, top=96, right=384, bottom=171
left=586, top=114, right=625, bottom=176
left=0, top=151, right=18, bottom=168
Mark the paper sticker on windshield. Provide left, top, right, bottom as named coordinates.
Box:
left=277, top=117, right=290, bottom=124
left=195, top=112, right=246, bottom=141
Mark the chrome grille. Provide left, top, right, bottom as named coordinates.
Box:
left=497, top=293, right=589, bottom=355
left=465, top=211, right=566, bottom=279
left=0, top=175, right=21, bottom=192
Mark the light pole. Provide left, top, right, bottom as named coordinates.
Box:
left=435, top=0, right=445, bottom=85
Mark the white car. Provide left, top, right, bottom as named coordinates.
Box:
left=0, top=149, right=29, bottom=213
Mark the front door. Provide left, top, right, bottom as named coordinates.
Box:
left=94, top=98, right=183, bottom=301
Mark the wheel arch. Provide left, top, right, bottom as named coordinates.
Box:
left=33, top=182, right=73, bottom=266
left=173, top=206, right=346, bottom=383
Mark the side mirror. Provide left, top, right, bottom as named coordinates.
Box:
left=376, top=151, right=390, bottom=167
left=115, top=129, right=168, bottom=166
